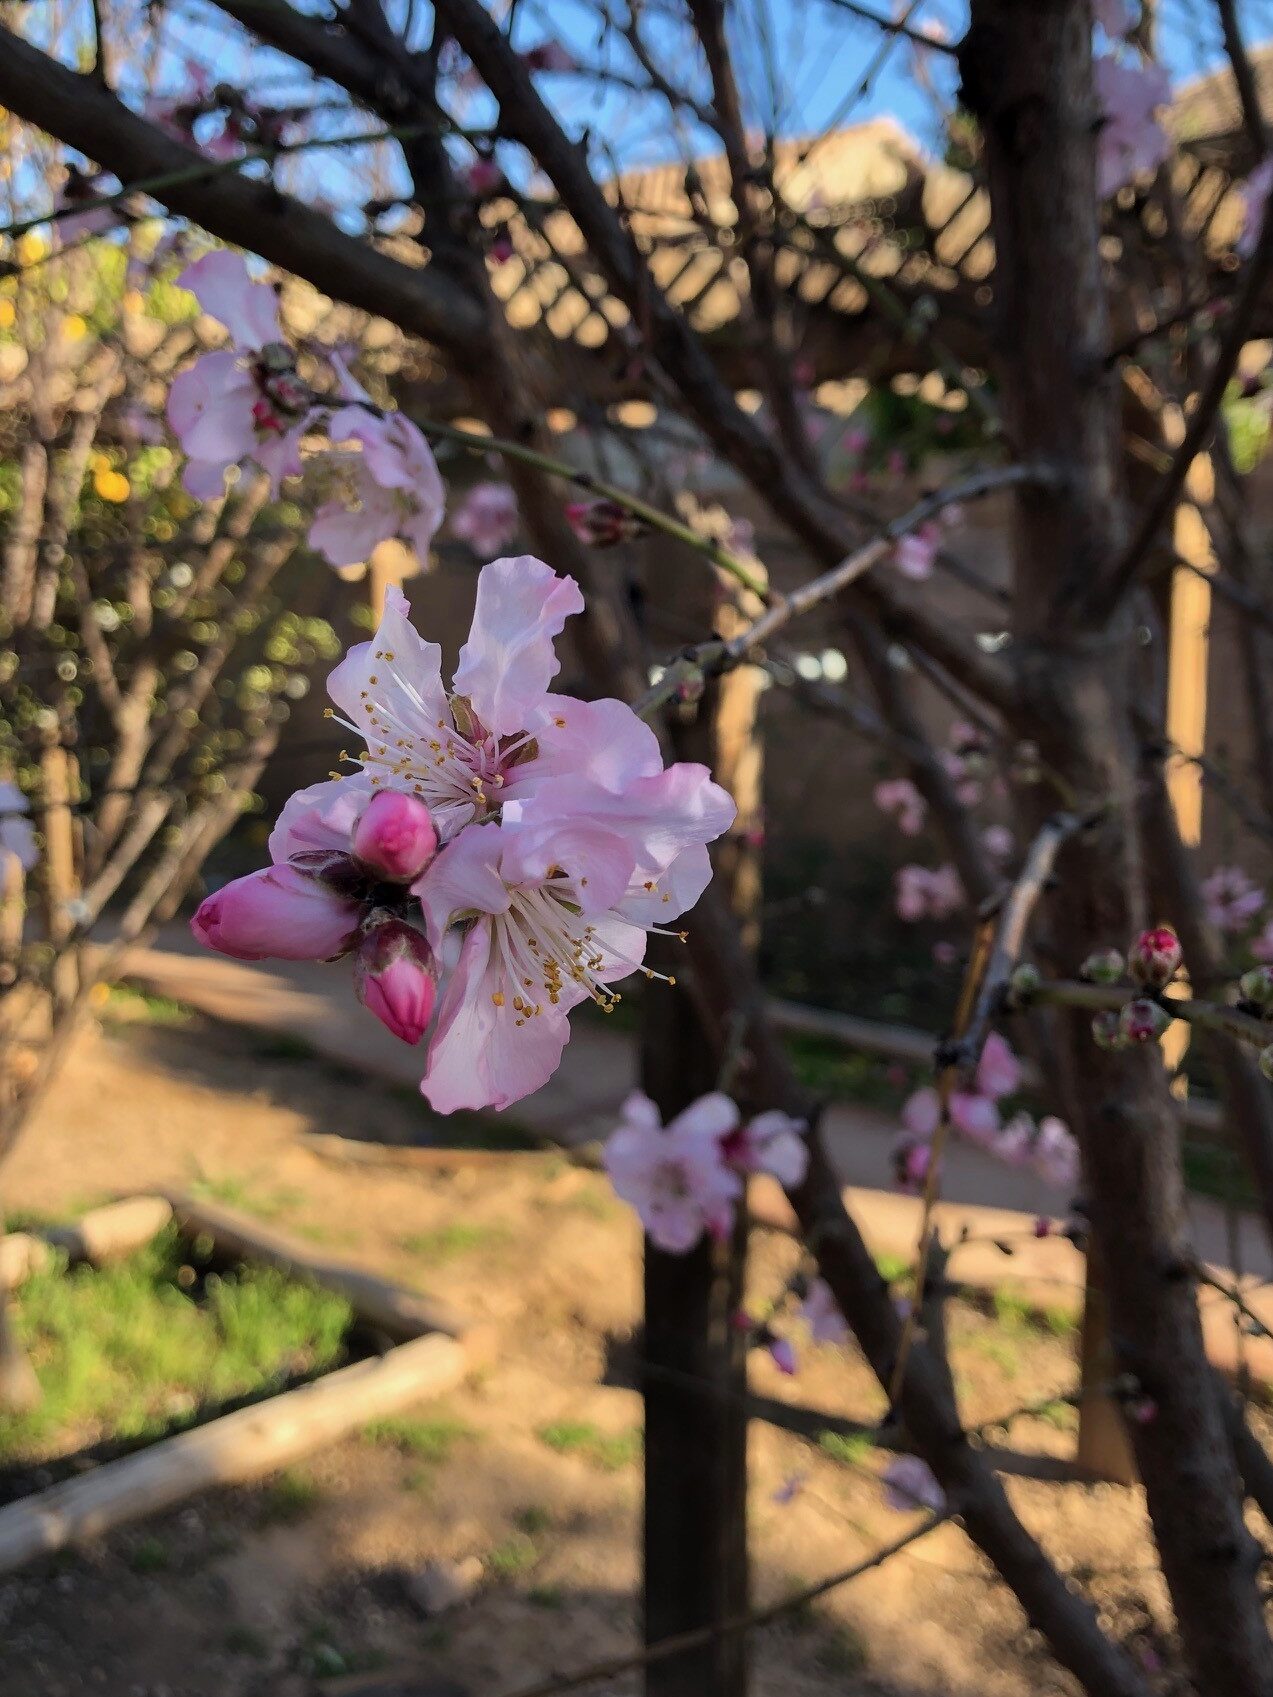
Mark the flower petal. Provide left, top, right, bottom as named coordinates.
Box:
left=327, top=583, right=448, bottom=744
left=452, top=555, right=584, bottom=737
left=179, top=250, right=280, bottom=349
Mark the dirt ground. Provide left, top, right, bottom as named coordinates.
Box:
left=0, top=1001, right=1221, bottom=1697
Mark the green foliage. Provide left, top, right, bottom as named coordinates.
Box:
left=536, top=1420, right=642, bottom=1471
left=1, top=1228, right=351, bottom=1462
left=1224, top=388, right=1272, bottom=475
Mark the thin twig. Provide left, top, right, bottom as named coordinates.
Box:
left=1215, top=0, right=1269, bottom=161
left=1090, top=189, right=1273, bottom=622
left=493, top=1514, right=950, bottom=1697
left=633, top=463, right=1044, bottom=717
left=947, top=812, right=1083, bottom=1077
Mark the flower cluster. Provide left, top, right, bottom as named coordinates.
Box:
left=167, top=252, right=444, bottom=569
left=193, top=558, right=735, bottom=1113
left=1094, top=51, right=1171, bottom=200
left=896, top=1033, right=1080, bottom=1195
left=602, top=1089, right=807, bottom=1253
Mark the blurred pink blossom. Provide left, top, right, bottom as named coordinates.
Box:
left=1094, top=54, right=1172, bottom=199
left=451, top=481, right=520, bottom=559
left=874, top=777, right=926, bottom=836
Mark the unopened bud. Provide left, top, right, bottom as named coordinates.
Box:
left=1008, top=962, right=1041, bottom=1005
left=1260, top=1045, right=1273, bottom=1083
left=564, top=498, right=646, bottom=547
left=353, top=789, right=438, bottom=884
left=1119, top=997, right=1171, bottom=1045
left=1091, top=1009, right=1128, bottom=1051
left=1128, top=925, right=1181, bottom=990
left=1239, top=966, right=1273, bottom=1016
left=1081, top=947, right=1126, bottom=985
left=354, top=916, right=437, bottom=1045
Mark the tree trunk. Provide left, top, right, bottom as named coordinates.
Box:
left=961, top=4, right=1273, bottom=1688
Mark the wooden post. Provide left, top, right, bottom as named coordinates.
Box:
left=640, top=567, right=764, bottom=1697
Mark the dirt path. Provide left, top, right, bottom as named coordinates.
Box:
left=0, top=1000, right=1238, bottom=1696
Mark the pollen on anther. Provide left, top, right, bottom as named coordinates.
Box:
left=492, top=991, right=505, bottom=1007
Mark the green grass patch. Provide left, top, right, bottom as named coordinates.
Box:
left=536, top=1420, right=642, bottom=1471
left=1, top=1227, right=352, bottom=1464
left=487, top=1533, right=538, bottom=1577
left=396, top=1222, right=508, bottom=1260
left=258, top=1468, right=323, bottom=1523
left=102, top=982, right=193, bottom=1026
left=362, top=1413, right=475, bottom=1463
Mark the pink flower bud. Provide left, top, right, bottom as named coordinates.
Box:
left=352, top=789, right=438, bottom=883
left=564, top=498, right=645, bottom=547
left=1118, top=997, right=1171, bottom=1045
left=1127, top=1396, right=1158, bottom=1425
left=354, top=918, right=437, bottom=1045
left=1128, top=924, right=1181, bottom=989
left=191, top=865, right=361, bottom=962
left=1033, top=1216, right=1052, bottom=1238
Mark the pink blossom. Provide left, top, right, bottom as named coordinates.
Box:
left=354, top=916, right=437, bottom=1044
left=0, top=780, right=37, bottom=873
left=895, top=863, right=963, bottom=922
left=310, top=407, right=445, bottom=569
left=191, top=864, right=361, bottom=962
left=1033, top=1116, right=1080, bottom=1192
left=932, top=941, right=958, bottom=967
left=874, top=777, right=926, bottom=836
left=886, top=448, right=907, bottom=478
left=844, top=426, right=870, bottom=457
left=976, top=1031, right=1021, bottom=1099
left=721, top=1110, right=808, bottom=1188
left=1094, top=54, right=1172, bottom=199
left=901, top=1087, right=940, bottom=1140
left=981, top=824, right=1014, bottom=862
left=451, top=481, right=520, bottom=559
left=892, top=1132, right=934, bottom=1194
left=167, top=252, right=315, bottom=498
left=949, top=1089, right=1001, bottom=1147
left=413, top=765, right=734, bottom=1112
left=799, top=1278, right=848, bottom=1345
left=1238, top=161, right=1273, bottom=260
left=881, top=1454, right=945, bottom=1515
left=988, top=1112, right=1035, bottom=1169
left=352, top=789, right=438, bottom=883
left=602, top=1091, right=743, bottom=1252
left=1201, top=865, right=1264, bottom=933
left=894, top=522, right=941, bottom=580
left=305, top=563, right=658, bottom=849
